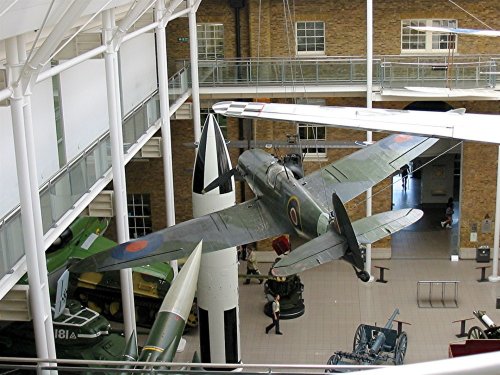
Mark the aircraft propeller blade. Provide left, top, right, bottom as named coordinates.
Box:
left=202, top=167, right=239, bottom=194
left=330, top=193, right=370, bottom=282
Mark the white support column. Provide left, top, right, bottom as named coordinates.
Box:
left=188, top=0, right=201, bottom=141
left=156, top=0, right=178, bottom=276
left=5, top=36, right=54, bottom=370
left=365, top=0, right=374, bottom=282
left=17, top=34, right=57, bottom=360
left=489, top=146, right=500, bottom=282
left=102, top=9, right=137, bottom=340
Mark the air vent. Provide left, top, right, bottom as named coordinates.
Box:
left=171, top=102, right=192, bottom=120
left=0, top=285, right=31, bottom=321
left=139, top=137, right=162, bottom=158
left=85, top=190, right=114, bottom=217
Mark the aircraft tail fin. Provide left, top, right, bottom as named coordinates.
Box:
left=331, top=193, right=370, bottom=282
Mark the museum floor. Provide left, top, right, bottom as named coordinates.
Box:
left=167, top=176, right=500, bottom=368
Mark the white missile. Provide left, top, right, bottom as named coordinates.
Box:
left=192, top=114, right=241, bottom=366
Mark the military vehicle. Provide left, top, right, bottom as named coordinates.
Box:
left=0, top=299, right=126, bottom=367
left=18, top=217, right=195, bottom=328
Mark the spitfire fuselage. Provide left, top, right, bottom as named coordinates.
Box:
left=238, top=149, right=331, bottom=241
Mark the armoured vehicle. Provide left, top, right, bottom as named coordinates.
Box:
left=0, top=299, right=126, bottom=365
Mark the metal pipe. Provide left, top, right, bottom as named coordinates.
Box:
left=188, top=0, right=201, bottom=141
left=102, top=9, right=137, bottom=340
left=155, top=0, right=178, bottom=276
left=365, top=0, right=374, bottom=281
left=489, top=146, right=500, bottom=282
left=17, top=33, right=58, bottom=362
left=21, top=0, right=88, bottom=89
left=5, top=36, right=51, bottom=369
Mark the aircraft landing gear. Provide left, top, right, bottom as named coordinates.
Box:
left=356, top=270, right=371, bottom=282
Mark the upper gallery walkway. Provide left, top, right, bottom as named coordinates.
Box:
left=185, top=54, right=500, bottom=101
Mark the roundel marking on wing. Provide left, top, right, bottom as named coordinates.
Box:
left=111, top=233, right=163, bottom=261
left=394, top=134, right=412, bottom=143
left=287, top=196, right=302, bottom=230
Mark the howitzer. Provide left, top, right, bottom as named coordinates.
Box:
left=326, top=308, right=408, bottom=373
left=468, top=310, right=500, bottom=339
left=368, top=308, right=400, bottom=355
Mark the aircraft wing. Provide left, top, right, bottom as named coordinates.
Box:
left=212, top=101, right=500, bottom=144
left=71, top=198, right=291, bottom=273
left=271, top=229, right=348, bottom=277
left=407, top=26, right=500, bottom=37
left=353, top=208, right=423, bottom=244
left=300, top=134, right=438, bottom=207
left=271, top=208, right=423, bottom=276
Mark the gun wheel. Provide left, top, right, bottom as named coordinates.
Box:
left=468, top=326, right=487, bottom=339
left=353, top=324, right=367, bottom=352
left=394, top=331, right=408, bottom=365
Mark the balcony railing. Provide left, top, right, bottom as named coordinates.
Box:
left=0, top=68, right=190, bottom=280
left=184, top=55, right=498, bottom=89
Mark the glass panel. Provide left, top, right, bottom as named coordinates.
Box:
left=40, top=188, right=53, bottom=233
left=69, top=159, right=88, bottom=198
left=50, top=173, right=73, bottom=222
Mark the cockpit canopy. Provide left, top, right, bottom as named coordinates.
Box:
left=266, top=162, right=293, bottom=188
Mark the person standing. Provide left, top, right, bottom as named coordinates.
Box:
left=400, top=164, right=410, bottom=191
left=265, top=294, right=282, bottom=335
left=244, top=246, right=263, bottom=284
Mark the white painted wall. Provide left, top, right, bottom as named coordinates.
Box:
left=0, top=106, right=18, bottom=217
left=31, top=76, right=59, bottom=183
left=119, top=32, right=157, bottom=114
left=0, top=76, right=59, bottom=217
left=59, top=58, right=109, bottom=161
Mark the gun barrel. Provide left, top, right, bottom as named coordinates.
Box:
left=474, top=310, right=496, bottom=328
left=384, top=308, right=400, bottom=329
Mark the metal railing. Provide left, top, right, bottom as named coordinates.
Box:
left=0, top=68, right=190, bottom=280
left=181, top=54, right=498, bottom=89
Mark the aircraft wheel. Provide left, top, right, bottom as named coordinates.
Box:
left=393, top=331, right=408, bottom=365
left=468, top=326, right=487, bottom=339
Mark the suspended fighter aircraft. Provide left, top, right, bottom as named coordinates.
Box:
left=212, top=101, right=500, bottom=144
left=72, top=131, right=437, bottom=280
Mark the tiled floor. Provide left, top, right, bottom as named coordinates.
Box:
left=168, top=175, right=500, bottom=369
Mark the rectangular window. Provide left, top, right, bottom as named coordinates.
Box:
left=297, top=99, right=326, bottom=159
left=401, top=19, right=457, bottom=53
left=197, top=23, right=224, bottom=60
left=296, top=21, right=325, bottom=55
left=127, top=193, right=152, bottom=239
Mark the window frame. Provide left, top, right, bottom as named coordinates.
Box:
left=197, top=23, right=225, bottom=60
left=295, top=21, right=325, bottom=56
left=401, top=19, right=458, bottom=54
left=127, top=193, right=153, bottom=239
left=297, top=99, right=327, bottom=159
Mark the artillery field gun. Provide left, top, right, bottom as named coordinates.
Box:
left=468, top=310, right=500, bottom=339
left=326, top=308, right=408, bottom=372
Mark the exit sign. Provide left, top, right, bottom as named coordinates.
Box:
left=178, top=37, right=189, bottom=43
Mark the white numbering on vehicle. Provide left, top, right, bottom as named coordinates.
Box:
left=54, top=329, right=77, bottom=340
